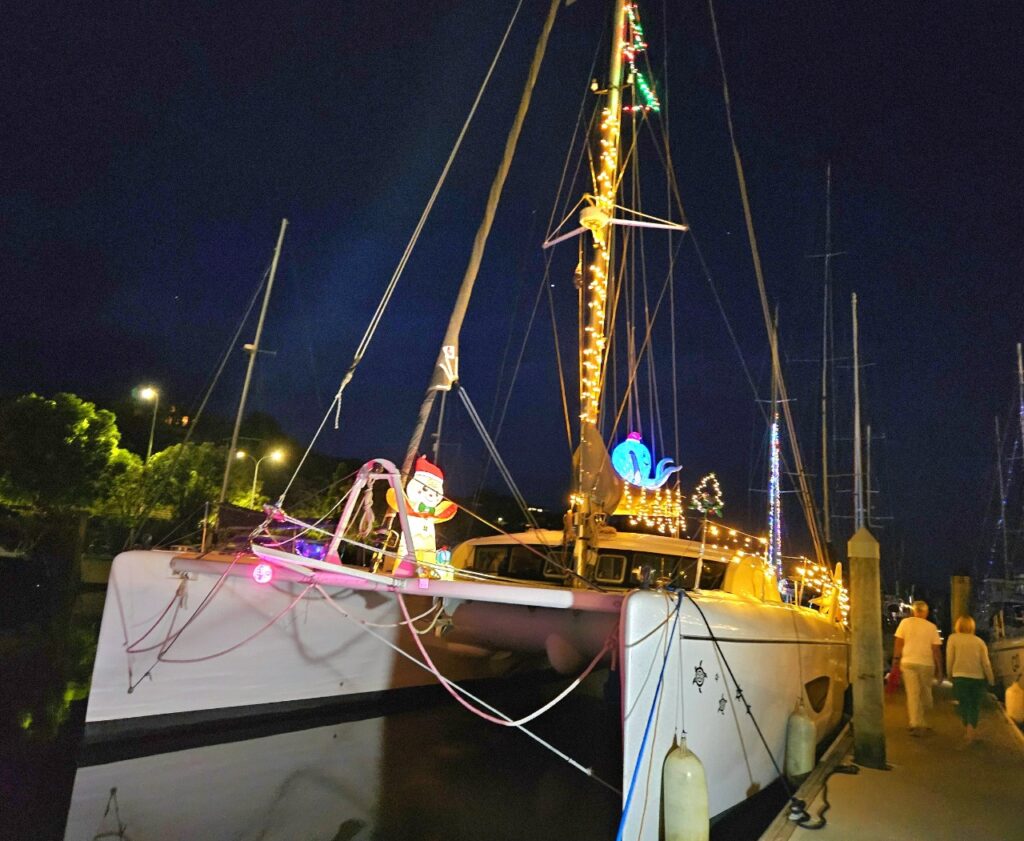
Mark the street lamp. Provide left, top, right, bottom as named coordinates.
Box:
left=138, top=386, right=159, bottom=462
left=236, top=448, right=285, bottom=507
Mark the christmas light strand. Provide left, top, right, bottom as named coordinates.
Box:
left=768, top=414, right=783, bottom=583
left=624, top=3, right=661, bottom=113
left=692, top=473, right=724, bottom=516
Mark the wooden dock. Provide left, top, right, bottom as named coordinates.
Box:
left=761, top=683, right=1024, bottom=841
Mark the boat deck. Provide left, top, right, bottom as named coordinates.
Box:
left=762, top=683, right=1024, bottom=840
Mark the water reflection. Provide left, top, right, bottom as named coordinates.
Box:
left=65, top=693, right=622, bottom=841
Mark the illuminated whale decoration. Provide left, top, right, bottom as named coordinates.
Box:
left=611, top=432, right=682, bottom=489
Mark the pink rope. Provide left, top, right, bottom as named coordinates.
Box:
left=157, top=584, right=314, bottom=663
left=396, top=593, right=612, bottom=727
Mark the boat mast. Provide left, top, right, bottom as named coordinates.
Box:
left=820, top=164, right=832, bottom=547
left=572, top=0, right=629, bottom=583
left=219, top=218, right=288, bottom=505
left=852, top=292, right=864, bottom=531
left=400, top=0, right=563, bottom=477
left=996, top=415, right=1010, bottom=579
left=1017, top=342, right=1024, bottom=457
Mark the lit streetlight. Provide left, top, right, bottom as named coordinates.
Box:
left=138, top=386, right=159, bottom=462
left=236, top=448, right=285, bottom=507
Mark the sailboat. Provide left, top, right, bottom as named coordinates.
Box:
left=977, top=344, right=1024, bottom=692
left=85, top=1, right=849, bottom=830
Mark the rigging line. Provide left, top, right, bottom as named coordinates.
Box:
left=126, top=264, right=270, bottom=547
left=546, top=267, right=574, bottom=456
left=484, top=210, right=539, bottom=441
left=315, top=587, right=619, bottom=794
left=455, top=497, right=605, bottom=592
left=608, top=235, right=685, bottom=439
left=681, top=589, right=797, bottom=802
left=707, top=0, right=825, bottom=565
left=455, top=385, right=536, bottom=529
left=275, top=0, right=526, bottom=504
left=476, top=257, right=553, bottom=500
left=545, top=20, right=607, bottom=240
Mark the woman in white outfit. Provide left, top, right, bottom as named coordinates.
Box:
left=946, top=615, right=994, bottom=745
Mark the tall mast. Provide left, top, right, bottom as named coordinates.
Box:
left=852, top=292, right=864, bottom=531
left=401, top=0, right=562, bottom=476
left=1017, top=342, right=1024, bottom=451
left=820, top=164, right=832, bottom=547
left=996, top=415, right=1010, bottom=578
left=572, top=0, right=629, bottom=583
left=866, top=423, right=872, bottom=529
left=219, top=218, right=288, bottom=505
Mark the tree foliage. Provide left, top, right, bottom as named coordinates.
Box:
left=145, top=442, right=250, bottom=524
left=0, top=393, right=121, bottom=511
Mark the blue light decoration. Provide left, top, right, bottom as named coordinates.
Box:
left=611, top=432, right=682, bottom=489
left=296, top=538, right=328, bottom=561
left=768, top=414, right=783, bottom=587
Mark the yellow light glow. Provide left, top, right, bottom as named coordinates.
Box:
left=139, top=386, right=158, bottom=401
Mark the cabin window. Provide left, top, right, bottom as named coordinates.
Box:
left=507, top=545, right=543, bottom=579
left=595, top=553, right=626, bottom=584
left=471, top=546, right=507, bottom=574
left=698, top=560, right=727, bottom=590
left=632, top=553, right=699, bottom=589
left=543, top=556, right=569, bottom=579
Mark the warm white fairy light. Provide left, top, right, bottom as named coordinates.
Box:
left=616, top=483, right=685, bottom=533
left=792, top=558, right=850, bottom=623
left=579, top=106, right=620, bottom=427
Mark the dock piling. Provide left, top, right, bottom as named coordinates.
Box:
left=848, top=526, right=886, bottom=769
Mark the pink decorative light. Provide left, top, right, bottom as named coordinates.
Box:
left=252, top=562, right=273, bottom=584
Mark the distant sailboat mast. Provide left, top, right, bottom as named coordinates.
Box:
left=852, top=292, right=865, bottom=531
left=820, top=165, right=833, bottom=547
left=218, top=218, right=288, bottom=505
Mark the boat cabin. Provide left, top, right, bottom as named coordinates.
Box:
left=451, top=528, right=782, bottom=600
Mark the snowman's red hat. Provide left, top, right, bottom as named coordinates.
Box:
left=414, top=456, right=444, bottom=481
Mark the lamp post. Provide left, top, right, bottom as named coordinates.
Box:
left=236, top=449, right=285, bottom=508
left=139, top=386, right=160, bottom=462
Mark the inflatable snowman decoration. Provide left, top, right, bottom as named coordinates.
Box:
left=386, top=456, right=458, bottom=577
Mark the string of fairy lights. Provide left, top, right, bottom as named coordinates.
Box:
left=768, top=415, right=783, bottom=583
left=570, top=3, right=847, bottom=619
left=624, top=3, right=660, bottom=113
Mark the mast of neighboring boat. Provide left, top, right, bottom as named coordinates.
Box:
left=820, top=164, right=833, bottom=548
left=1017, top=342, right=1024, bottom=453
left=996, top=414, right=1010, bottom=579
left=218, top=218, right=288, bottom=505
left=400, top=0, right=563, bottom=478
left=852, top=292, right=864, bottom=531
left=572, top=0, right=629, bottom=583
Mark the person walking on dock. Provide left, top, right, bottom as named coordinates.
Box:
left=946, top=615, right=994, bottom=746
left=890, top=600, right=943, bottom=734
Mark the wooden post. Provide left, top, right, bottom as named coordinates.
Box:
left=848, top=526, right=886, bottom=769
left=951, top=575, right=972, bottom=625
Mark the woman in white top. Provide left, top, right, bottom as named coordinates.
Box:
left=946, top=615, right=995, bottom=744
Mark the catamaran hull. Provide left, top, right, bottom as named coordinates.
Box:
left=990, top=635, right=1024, bottom=690
left=84, top=550, right=532, bottom=740
left=87, top=551, right=848, bottom=828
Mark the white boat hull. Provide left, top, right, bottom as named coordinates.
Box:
left=87, top=549, right=848, bottom=830
left=990, top=635, right=1024, bottom=689
left=85, top=550, right=531, bottom=737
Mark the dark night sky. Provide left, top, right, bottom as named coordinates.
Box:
left=3, top=1, right=1023, bottom=589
